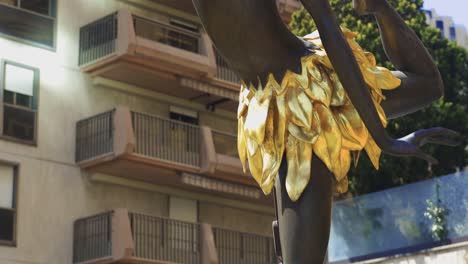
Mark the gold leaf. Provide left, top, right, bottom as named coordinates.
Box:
left=286, top=87, right=312, bottom=128
left=288, top=122, right=319, bottom=144
left=285, top=135, right=313, bottom=201
left=335, top=149, right=351, bottom=182
left=335, top=177, right=349, bottom=194
left=244, top=96, right=271, bottom=145
left=313, top=103, right=342, bottom=173
left=364, top=136, right=381, bottom=170
left=247, top=146, right=263, bottom=187
left=333, top=105, right=369, bottom=151
left=237, top=115, right=247, bottom=172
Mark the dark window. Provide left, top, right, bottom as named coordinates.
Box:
left=0, top=163, right=18, bottom=246
left=0, top=0, right=56, bottom=49
left=170, top=112, right=199, bottom=125
left=425, top=10, right=432, bottom=19
left=449, top=26, right=456, bottom=41
left=0, top=60, right=39, bottom=144
left=20, top=0, right=50, bottom=16
left=436, top=20, right=444, bottom=36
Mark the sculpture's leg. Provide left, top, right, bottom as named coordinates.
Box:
left=355, top=0, right=444, bottom=119
left=275, top=154, right=334, bottom=264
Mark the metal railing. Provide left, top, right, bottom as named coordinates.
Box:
left=131, top=112, right=200, bottom=167
left=212, top=130, right=238, bottom=158
left=75, top=110, right=114, bottom=162
left=79, top=12, right=118, bottom=66
left=129, top=213, right=201, bottom=264
left=212, top=227, right=276, bottom=264
left=214, top=49, right=240, bottom=84
left=73, top=211, right=113, bottom=263
left=133, top=15, right=201, bottom=54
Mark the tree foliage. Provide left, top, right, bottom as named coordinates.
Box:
left=290, top=0, right=468, bottom=195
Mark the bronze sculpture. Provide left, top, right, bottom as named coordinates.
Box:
left=192, top=0, right=460, bottom=263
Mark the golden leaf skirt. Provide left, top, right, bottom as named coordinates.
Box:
left=237, top=28, right=401, bottom=201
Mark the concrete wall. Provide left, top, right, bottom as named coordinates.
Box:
left=359, top=242, right=468, bottom=264
left=0, top=0, right=272, bottom=263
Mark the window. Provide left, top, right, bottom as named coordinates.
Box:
left=169, top=106, right=198, bottom=125
left=169, top=106, right=199, bottom=153
left=425, top=10, right=432, bottom=19
left=0, top=60, right=39, bottom=144
left=436, top=20, right=444, bottom=37
left=0, top=0, right=56, bottom=49
left=449, top=26, right=456, bottom=41
left=0, top=162, right=18, bottom=246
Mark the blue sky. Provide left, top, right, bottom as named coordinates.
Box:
left=423, top=0, right=468, bottom=27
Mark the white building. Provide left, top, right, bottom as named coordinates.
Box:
left=425, top=8, right=468, bottom=48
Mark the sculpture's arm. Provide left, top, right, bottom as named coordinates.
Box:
left=299, top=0, right=447, bottom=163
left=383, top=71, right=443, bottom=119
left=351, top=0, right=444, bottom=120
left=299, top=0, right=392, bottom=146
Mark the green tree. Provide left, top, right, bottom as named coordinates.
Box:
left=290, top=0, right=468, bottom=195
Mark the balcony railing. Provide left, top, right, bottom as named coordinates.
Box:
left=73, top=211, right=112, bottom=263
left=129, top=212, right=200, bottom=264
left=76, top=107, right=258, bottom=194
left=133, top=15, right=201, bottom=54
left=79, top=13, right=118, bottom=66
left=73, top=209, right=275, bottom=264
left=212, top=227, right=276, bottom=264
left=131, top=111, right=200, bottom=167
left=214, top=50, right=240, bottom=84
left=75, top=110, right=114, bottom=162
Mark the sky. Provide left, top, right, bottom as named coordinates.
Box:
left=423, top=0, right=468, bottom=27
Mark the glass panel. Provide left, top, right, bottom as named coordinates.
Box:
left=4, top=63, right=35, bottom=97
left=0, top=0, right=17, bottom=7
left=16, top=93, right=32, bottom=108
left=3, top=104, right=36, bottom=141
left=328, top=171, right=468, bottom=262
left=0, top=209, right=14, bottom=241
left=0, top=165, right=14, bottom=209
left=3, top=90, right=14, bottom=104
left=0, top=4, right=55, bottom=48
left=20, top=0, right=50, bottom=16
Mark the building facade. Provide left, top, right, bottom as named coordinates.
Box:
left=0, top=1, right=276, bottom=263
left=425, top=8, right=468, bottom=48
left=276, top=0, right=302, bottom=24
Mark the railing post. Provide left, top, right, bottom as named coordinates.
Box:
left=116, top=8, right=137, bottom=56
left=201, top=223, right=219, bottom=264
left=113, top=106, right=136, bottom=157
left=111, top=208, right=134, bottom=261
left=200, top=126, right=217, bottom=174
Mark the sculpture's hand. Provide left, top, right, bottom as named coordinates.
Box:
left=383, top=128, right=460, bottom=164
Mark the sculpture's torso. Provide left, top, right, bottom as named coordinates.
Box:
left=192, top=0, right=310, bottom=84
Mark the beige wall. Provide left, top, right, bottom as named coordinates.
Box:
left=199, top=202, right=274, bottom=236
left=0, top=0, right=267, bottom=263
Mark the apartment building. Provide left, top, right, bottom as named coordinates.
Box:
left=425, top=8, right=468, bottom=48
left=0, top=1, right=277, bottom=263
left=276, top=0, right=302, bottom=24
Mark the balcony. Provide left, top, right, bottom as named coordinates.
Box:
left=75, top=107, right=266, bottom=202
left=78, top=9, right=239, bottom=111
left=73, top=209, right=275, bottom=264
